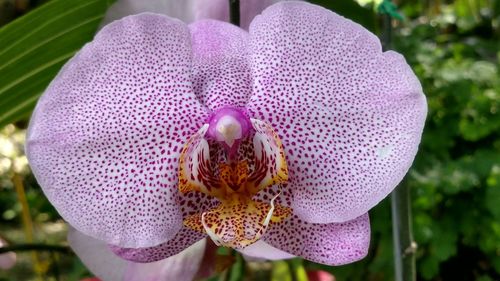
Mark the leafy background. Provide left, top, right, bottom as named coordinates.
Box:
left=0, top=0, right=499, bottom=280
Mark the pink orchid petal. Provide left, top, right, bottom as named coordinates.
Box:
left=263, top=213, right=370, bottom=266
left=103, top=0, right=290, bottom=30
left=189, top=20, right=251, bottom=110
left=110, top=227, right=206, bottom=263
left=123, top=239, right=208, bottom=281
left=68, top=227, right=126, bottom=281
left=69, top=227, right=212, bottom=281
left=238, top=240, right=295, bottom=260
left=247, top=2, right=427, bottom=223
left=26, top=13, right=209, bottom=248
left=109, top=182, right=219, bottom=263
left=193, top=239, right=219, bottom=280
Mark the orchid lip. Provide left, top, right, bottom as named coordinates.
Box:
left=179, top=117, right=290, bottom=249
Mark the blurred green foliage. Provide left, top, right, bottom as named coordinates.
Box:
left=308, top=1, right=500, bottom=280
left=400, top=1, right=500, bottom=279
left=0, top=0, right=499, bottom=280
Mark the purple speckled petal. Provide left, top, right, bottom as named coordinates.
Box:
left=189, top=20, right=251, bottom=110
left=111, top=227, right=206, bottom=263
left=123, top=239, right=209, bottom=281
left=263, top=213, right=371, bottom=266
left=112, top=190, right=218, bottom=263
left=68, top=227, right=126, bottom=281
left=247, top=2, right=427, bottom=223
left=69, top=227, right=211, bottom=281
left=238, top=240, right=295, bottom=261
left=26, top=14, right=209, bottom=248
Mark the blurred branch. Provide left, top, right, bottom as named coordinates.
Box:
left=228, top=0, right=240, bottom=26
left=0, top=243, right=71, bottom=254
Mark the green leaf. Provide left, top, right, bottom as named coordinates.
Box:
left=0, top=0, right=115, bottom=128
left=377, top=0, right=405, bottom=21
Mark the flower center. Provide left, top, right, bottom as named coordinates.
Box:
left=178, top=107, right=291, bottom=249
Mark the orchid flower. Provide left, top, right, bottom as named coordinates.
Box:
left=26, top=0, right=426, bottom=272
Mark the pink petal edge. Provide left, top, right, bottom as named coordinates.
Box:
left=68, top=227, right=211, bottom=281
left=263, top=213, right=371, bottom=266
left=110, top=227, right=206, bottom=263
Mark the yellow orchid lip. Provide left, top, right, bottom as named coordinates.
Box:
left=178, top=114, right=290, bottom=249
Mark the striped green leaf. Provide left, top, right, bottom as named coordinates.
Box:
left=0, top=0, right=115, bottom=128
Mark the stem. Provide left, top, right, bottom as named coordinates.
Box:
left=390, top=179, right=417, bottom=281
left=0, top=244, right=72, bottom=254
left=228, top=0, right=240, bottom=26
left=12, top=173, right=43, bottom=280
left=380, top=12, right=417, bottom=281
left=381, top=13, right=392, bottom=51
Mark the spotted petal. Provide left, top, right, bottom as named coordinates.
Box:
left=68, top=227, right=213, bottom=281
left=110, top=227, right=206, bottom=263
left=112, top=187, right=219, bottom=263
left=247, top=2, right=427, bottom=223
left=26, top=14, right=209, bottom=248
left=190, top=20, right=252, bottom=110
left=123, top=239, right=210, bottom=281
left=263, top=213, right=371, bottom=265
